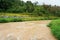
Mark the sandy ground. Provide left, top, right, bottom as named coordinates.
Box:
left=0, top=20, right=57, bottom=40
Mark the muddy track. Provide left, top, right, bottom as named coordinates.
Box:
left=0, top=20, right=56, bottom=40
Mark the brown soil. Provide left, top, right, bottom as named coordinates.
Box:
left=0, top=20, right=57, bottom=40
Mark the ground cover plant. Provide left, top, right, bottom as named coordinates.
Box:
left=48, top=19, right=60, bottom=40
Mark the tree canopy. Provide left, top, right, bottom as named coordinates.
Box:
left=0, top=0, right=60, bottom=17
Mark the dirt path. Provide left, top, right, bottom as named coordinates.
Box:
left=0, top=20, right=56, bottom=40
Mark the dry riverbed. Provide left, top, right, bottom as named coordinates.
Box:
left=0, top=20, right=56, bottom=40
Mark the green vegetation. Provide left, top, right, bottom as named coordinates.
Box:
left=0, top=18, right=23, bottom=23
left=48, top=19, right=60, bottom=40
left=0, top=0, right=60, bottom=23
left=0, top=0, right=60, bottom=17
left=0, top=15, right=59, bottom=23
left=0, top=18, right=8, bottom=23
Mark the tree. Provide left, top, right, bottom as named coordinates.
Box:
left=25, top=1, right=34, bottom=13
left=0, top=0, right=20, bottom=12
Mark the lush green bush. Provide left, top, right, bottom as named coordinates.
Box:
left=0, top=18, right=23, bottom=23
left=0, top=18, right=8, bottom=23
left=48, top=19, right=60, bottom=40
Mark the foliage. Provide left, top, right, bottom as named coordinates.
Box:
left=0, top=14, right=59, bottom=23
left=48, top=19, right=60, bottom=40
left=0, top=18, right=8, bottom=23
left=0, top=0, right=20, bottom=11
left=0, top=0, right=60, bottom=17
left=0, top=18, right=23, bottom=23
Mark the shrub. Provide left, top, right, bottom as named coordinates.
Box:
left=0, top=18, right=8, bottom=23
left=48, top=19, right=60, bottom=40
left=10, top=18, right=23, bottom=22
left=0, top=18, right=23, bottom=23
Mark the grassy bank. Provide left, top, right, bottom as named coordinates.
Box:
left=0, top=13, right=59, bottom=23
left=48, top=19, right=60, bottom=40
left=0, top=16, right=59, bottom=23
